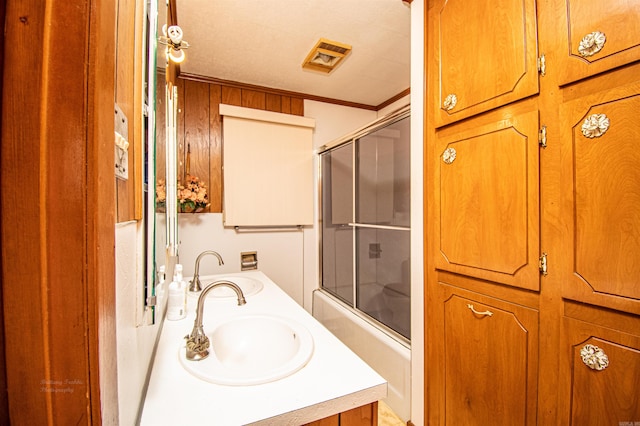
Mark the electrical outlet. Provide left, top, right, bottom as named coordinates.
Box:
left=369, top=243, right=381, bottom=259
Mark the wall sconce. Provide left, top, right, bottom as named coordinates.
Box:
left=159, top=24, right=189, bottom=64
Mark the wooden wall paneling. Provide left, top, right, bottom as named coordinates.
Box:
left=291, top=97, right=304, bottom=116
left=209, top=84, right=223, bottom=212
left=115, top=0, right=136, bottom=222
left=183, top=79, right=211, bottom=194
left=281, top=96, right=292, bottom=114
left=241, top=89, right=266, bottom=110
left=222, top=86, right=242, bottom=106
left=265, top=93, right=282, bottom=112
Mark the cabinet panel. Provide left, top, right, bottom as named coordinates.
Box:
left=559, top=80, right=640, bottom=314
left=556, top=0, right=640, bottom=86
left=439, top=284, right=539, bottom=425
left=435, top=110, right=540, bottom=290
left=433, top=0, right=539, bottom=127
left=559, top=317, right=640, bottom=425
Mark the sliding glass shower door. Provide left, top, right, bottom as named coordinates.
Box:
left=321, top=112, right=411, bottom=340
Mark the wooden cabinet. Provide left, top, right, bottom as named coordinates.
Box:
left=559, top=315, right=640, bottom=424
left=426, top=0, right=640, bottom=424
left=557, top=79, right=640, bottom=315
left=304, top=402, right=378, bottom=426
left=554, top=0, right=640, bottom=85
left=433, top=0, right=539, bottom=127
left=438, top=284, right=539, bottom=425
left=435, top=108, right=540, bottom=290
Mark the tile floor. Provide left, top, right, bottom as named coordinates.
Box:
left=378, top=400, right=405, bottom=426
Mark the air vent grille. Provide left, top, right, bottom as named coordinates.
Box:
left=302, top=38, right=352, bottom=74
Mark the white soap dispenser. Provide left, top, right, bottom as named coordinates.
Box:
left=167, top=264, right=187, bottom=320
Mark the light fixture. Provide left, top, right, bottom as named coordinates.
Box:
left=159, top=24, right=190, bottom=64
left=302, top=38, right=352, bottom=74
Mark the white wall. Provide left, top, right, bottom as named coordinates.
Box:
left=156, top=213, right=305, bottom=304
left=115, top=221, right=164, bottom=426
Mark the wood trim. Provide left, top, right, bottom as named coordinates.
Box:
left=0, top=0, right=8, bottom=422
left=87, top=0, right=118, bottom=421
left=376, top=88, right=411, bottom=110
left=166, top=69, right=411, bottom=112
left=115, top=0, right=136, bottom=222
left=133, top=0, right=145, bottom=220
left=1, top=0, right=116, bottom=424
left=179, top=72, right=378, bottom=111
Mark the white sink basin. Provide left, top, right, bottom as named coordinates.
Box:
left=197, top=276, right=264, bottom=298
left=180, top=314, right=314, bottom=385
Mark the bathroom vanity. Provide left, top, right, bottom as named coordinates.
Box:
left=140, top=271, right=386, bottom=425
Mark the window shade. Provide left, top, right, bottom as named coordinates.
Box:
left=220, top=104, right=315, bottom=227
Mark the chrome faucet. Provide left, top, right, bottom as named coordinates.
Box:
left=190, top=250, right=224, bottom=292
left=184, top=280, right=246, bottom=361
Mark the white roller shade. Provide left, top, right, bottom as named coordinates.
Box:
left=221, top=104, right=315, bottom=227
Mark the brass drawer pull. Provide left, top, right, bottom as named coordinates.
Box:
left=467, top=304, right=493, bottom=317
left=580, top=344, right=609, bottom=371
left=578, top=31, right=606, bottom=57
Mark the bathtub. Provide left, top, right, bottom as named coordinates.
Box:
left=312, top=289, right=411, bottom=422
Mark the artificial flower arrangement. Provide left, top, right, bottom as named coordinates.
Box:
left=155, top=174, right=210, bottom=213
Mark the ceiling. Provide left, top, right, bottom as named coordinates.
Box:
left=162, top=0, right=411, bottom=108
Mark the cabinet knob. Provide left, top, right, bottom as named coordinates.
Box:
left=581, top=113, right=610, bottom=138
left=580, top=344, right=609, bottom=371
left=443, top=93, right=458, bottom=111
left=442, top=147, right=457, bottom=164
left=578, top=31, right=606, bottom=57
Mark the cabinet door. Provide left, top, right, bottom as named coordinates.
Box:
left=553, top=0, right=640, bottom=86
left=439, top=286, right=539, bottom=425
left=304, top=414, right=339, bottom=426
left=435, top=110, right=540, bottom=290
left=432, top=0, right=539, bottom=127
left=559, top=317, right=640, bottom=424
left=558, top=80, right=640, bottom=314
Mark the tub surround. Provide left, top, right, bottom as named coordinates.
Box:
left=140, top=270, right=386, bottom=425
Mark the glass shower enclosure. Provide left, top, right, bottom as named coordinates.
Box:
left=320, top=107, right=411, bottom=341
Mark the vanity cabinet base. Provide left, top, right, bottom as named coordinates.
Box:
left=304, top=402, right=378, bottom=426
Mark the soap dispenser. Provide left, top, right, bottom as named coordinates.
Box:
left=167, top=264, right=187, bottom=320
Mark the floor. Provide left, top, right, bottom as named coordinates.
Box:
left=378, top=401, right=405, bottom=426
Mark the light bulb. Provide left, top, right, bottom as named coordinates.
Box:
left=167, top=25, right=183, bottom=45
left=168, top=48, right=185, bottom=64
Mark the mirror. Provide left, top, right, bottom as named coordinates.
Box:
left=142, top=0, right=159, bottom=322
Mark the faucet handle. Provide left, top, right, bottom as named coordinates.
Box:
left=185, top=326, right=210, bottom=361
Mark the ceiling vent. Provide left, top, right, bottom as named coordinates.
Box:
left=302, top=38, right=352, bottom=74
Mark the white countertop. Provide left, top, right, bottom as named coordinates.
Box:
left=140, top=270, right=387, bottom=425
